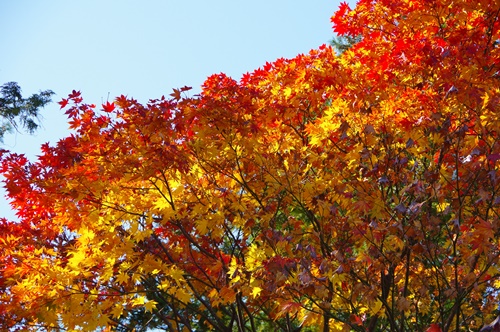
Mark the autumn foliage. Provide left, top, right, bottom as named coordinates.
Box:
left=2, top=0, right=500, bottom=331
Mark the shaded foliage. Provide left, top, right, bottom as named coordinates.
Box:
left=330, top=35, right=362, bottom=55
left=0, top=82, right=54, bottom=141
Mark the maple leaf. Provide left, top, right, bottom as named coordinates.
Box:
left=58, top=98, right=69, bottom=109
left=116, top=273, right=129, bottom=284
left=170, top=88, right=181, bottom=101
left=144, top=300, right=157, bottom=313
left=131, top=296, right=146, bottom=307
left=102, top=101, right=115, bottom=113
left=251, top=286, right=262, bottom=298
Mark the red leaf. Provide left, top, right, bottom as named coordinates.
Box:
left=170, top=89, right=181, bottom=101
left=331, top=2, right=352, bottom=36
left=69, top=90, right=81, bottom=99
left=58, top=98, right=69, bottom=109
left=426, top=324, right=442, bottom=332
left=350, top=314, right=363, bottom=326
left=102, top=101, right=115, bottom=113
left=68, top=90, right=82, bottom=103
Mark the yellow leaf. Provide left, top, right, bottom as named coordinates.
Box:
left=116, top=273, right=129, bottom=284
left=144, top=300, right=157, bottom=313
left=196, top=218, right=209, bottom=235
left=208, top=288, right=219, bottom=299
left=227, top=257, right=239, bottom=276
left=159, top=279, right=170, bottom=290
left=230, top=275, right=241, bottom=285
left=283, top=87, right=292, bottom=98
left=169, top=266, right=184, bottom=286
left=79, top=227, right=95, bottom=244
left=370, top=299, right=383, bottom=314
left=386, top=235, right=404, bottom=251
left=67, top=250, right=86, bottom=270
left=175, top=288, right=192, bottom=304
left=111, top=305, right=123, bottom=318
left=436, top=202, right=449, bottom=213
left=251, top=286, right=262, bottom=298
left=131, top=296, right=146, bottom=307
left=482, top=91, right=490, bottom=109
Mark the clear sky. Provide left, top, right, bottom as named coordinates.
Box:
left=0, top=0, right=350, bottom=220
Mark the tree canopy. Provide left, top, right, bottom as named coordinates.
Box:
left=0, top=82, right=54, bottom=142
left=1, top=0, right=500, bottom=331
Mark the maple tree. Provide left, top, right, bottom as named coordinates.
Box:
left=2, top=0, right=500, bottom=331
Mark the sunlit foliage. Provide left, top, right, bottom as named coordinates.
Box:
left=2, top=0, right=500, bottom=331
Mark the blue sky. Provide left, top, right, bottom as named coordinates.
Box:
left=0, top=0, right=350, bottom=220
